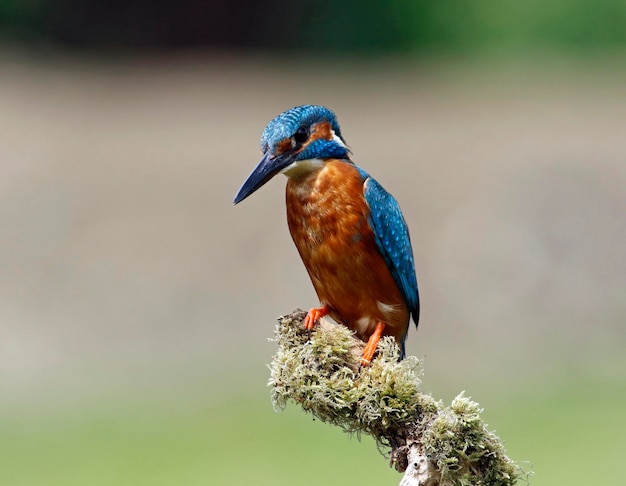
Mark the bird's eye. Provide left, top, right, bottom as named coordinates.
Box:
left=293, top=126, right=309, bottom=145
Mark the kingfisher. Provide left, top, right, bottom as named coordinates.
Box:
left=234, top=105, right=419, bottom=364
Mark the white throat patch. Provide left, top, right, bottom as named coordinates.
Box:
left=280, top=158, right=325, bottom=178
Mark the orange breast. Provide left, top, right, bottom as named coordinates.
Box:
left=285, top=160, right=409, bottom=343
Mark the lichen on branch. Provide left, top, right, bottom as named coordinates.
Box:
left=269, top=309, right=523, bottom=486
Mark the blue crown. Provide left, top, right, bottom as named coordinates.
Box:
left=260, top=105, right=344, bottom=154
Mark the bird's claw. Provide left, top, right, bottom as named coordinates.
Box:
left=360, top=345, right=376, bottom=367
left=359, top=321, right=385, bottom=367
left=304, top=305, right=329, bottom=332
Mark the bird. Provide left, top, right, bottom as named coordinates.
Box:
left=234, top=105, right=419, bottom=364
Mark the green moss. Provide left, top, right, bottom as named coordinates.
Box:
left=270, top=310, right=432, bottom=440
left=269, top=310, right=523, bottom=485
left=425, top=394, right=519, bottom=485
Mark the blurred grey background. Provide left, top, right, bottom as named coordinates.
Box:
left=0, top=2, right=625, bottom=485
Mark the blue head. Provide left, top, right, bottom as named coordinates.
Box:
left=234, top=105, right=350, bottom=204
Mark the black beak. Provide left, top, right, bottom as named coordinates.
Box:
left=233, top=152, right=295, bottom=204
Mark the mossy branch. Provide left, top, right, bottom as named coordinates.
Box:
left=269, top=309, right=523, bottom=486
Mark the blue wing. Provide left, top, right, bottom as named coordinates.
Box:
left=359, top=169, right=420, bottom=331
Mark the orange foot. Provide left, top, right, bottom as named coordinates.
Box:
left=361, top=322, right=386, bottom=366
left=304, top=305, right=329, bottom=331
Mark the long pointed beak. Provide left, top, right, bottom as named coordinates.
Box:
left=233, top=152, right=295, bottom=204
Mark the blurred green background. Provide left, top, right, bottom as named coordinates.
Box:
left=1, top=2, right=625, bottom=485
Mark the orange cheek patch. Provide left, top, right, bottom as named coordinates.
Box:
left=276, top=122, right=334, bottom=156
left=296, top=121, right=333, bottom=154
left=309, top=121, right=332, bottom=142
left=275, top=138, right=293, bottom=155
